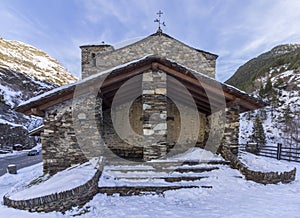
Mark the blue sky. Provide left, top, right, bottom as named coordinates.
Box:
left=1, top=0, right=300, bottom=81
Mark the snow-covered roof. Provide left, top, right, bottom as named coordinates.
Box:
left=28, top=125, right=44, bottom=136
left=16, top=55, right=265, bottom=116
left=16, top=55, right=154, bottom=111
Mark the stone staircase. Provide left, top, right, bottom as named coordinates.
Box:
left=98, top=158, right=230, bottom=196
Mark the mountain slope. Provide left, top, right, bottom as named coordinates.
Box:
left=0, top=67, right=56, bottom=108
left=0, top=67, right=54, bottom=148
left=0, top=37, right=77, bottom=86
left=0, top=67, right=56, bottom=148
left=0, top=37, right=77, bottom=149
left=226, top=44, right=300, bottom=147
left=226, top=44, right=300, bottom=92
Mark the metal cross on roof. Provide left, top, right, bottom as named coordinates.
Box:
left=154, top=10, right=166, bottom=32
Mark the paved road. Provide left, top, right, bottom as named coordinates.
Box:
left=0, top=152, right=42, bottom=176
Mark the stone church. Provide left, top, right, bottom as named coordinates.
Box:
left=17, top=29, right=264, bottom=175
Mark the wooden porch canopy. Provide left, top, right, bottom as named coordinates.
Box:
left=16, top=55, right=265, bottom=117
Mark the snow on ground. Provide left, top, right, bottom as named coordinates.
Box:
left=8, top=160, right=98, bottom=200
left=0, top=152, right=299, bottom=217
left=0, top=83, right=22, bottom=108
left=82, top=160, right=300, bottom=218
left=0, top=163, right=60, bottom=218
left=0, top=150, right=28, bottom=159
left=167, top=147, right=223, bottom=162
left=240, top=66, right=300, bottom=148
left=0, top=118, right=24, bottom=128
left=240, top=151, right=294, bottom=172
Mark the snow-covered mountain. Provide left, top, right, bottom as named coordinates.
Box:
left=0, top=37, right=78, bottom=149
left=0, top=37, right=77, bottom=86
left=0, top=67, right=55, bottom=148
left=227, top=44, right=300, bottom=147
left=240, top=66, right=300, bottom=146
left=0, top=67, right=56, bottom=108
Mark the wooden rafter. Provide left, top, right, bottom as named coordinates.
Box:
left=17, top=56, right=265, bottom=117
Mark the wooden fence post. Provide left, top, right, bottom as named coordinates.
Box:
left=277, top=143, right=282, bottom=160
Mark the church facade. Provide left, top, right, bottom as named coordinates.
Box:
left=17, top=30, right=264, bottom=175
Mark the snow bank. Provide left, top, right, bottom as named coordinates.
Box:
left=0, top=163, right=43, bottom=197
left=167, top=147, right=223, bottom=162
left=9, top=161, right=97, bottom=200
left=240, top=152, right=294, bottom=172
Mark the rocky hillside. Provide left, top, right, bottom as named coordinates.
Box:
left=226, top=44, right=300, bottom=147
left=0, top=37, right=78, bottom=149
left=226, top=44, right=300, bottom=93
left=0, top=37, right=77, bottom=86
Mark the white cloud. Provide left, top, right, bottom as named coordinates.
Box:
left=1, top=0, right=300, bottom=83
left=209, top=0, right=300, bottom=81
left=0, top=4, right=45, bottom=40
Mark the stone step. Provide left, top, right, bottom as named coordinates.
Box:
left=114, top=175, right=209, bottom=183
left=104, top=159, right=229, bottom=167
left=181, top=160, right=230, bottom=166
left=174, top=166, right=219, bottom=173
left=98, top=185, right=212, bottom=196
left=105, top=166, right=219, bottom=174
left=99, top=158, right=221, bottom=195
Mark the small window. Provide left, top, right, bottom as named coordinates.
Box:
left=91, top=53, right=96, bottom=66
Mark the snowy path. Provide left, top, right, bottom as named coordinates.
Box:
left=82, top=163, right=300, bottom=218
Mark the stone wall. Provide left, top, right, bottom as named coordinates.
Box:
left=3, top=160, right=104, bottom=213
left=40, top=81, right=243, bottom=171
left=40, top=71, right=242, bottom=171
left=205, top=110, right=225, bottom=153
left=222, top=104, right=240, bottom=154
left=102, top=83, right=210, bottom=161
left=102, top=108, right=143, bottom=160
left=202, top=103, right=240, bottom=154
left=129, top=97, right=143, bottom=136
left=166, top=98, right=180, bottom=148
left=142, top=70, right=167, bottom=160
left=42, top=94, right=102, bottom=175
left=80, top=33, right=216, bottom=79
left=221, top=147, right=296, bottom=184
left=80, top=44, right=114, bottom=76
left=166, top=100, right=207, bottom=149
left=72, top=95, right=103, bottom=161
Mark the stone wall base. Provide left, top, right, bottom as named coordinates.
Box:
left=3, top=160, right=104, bottom=213
left=221, top=146, right=296, bottom=184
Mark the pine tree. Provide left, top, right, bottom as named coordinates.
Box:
left=283, top=105, right=292, bottom=122
left=0, top=93, right=5, bottom=103
left=259, top=109, right=267, bottom=120
left=283, top=105, right=292, bottom=132
left=259, top=77, right=273, bottom=99
left=258, top=86, right=265, bottom=98
left=252, top=115, right=266, bottom=148
left=265, top=77, right=273, bottom=94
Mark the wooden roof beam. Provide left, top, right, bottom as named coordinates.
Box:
left=100, top=65, right=150, bottom=89
left=167, top=90, right=211, bottom=114
left=167, top=81, right=223, bottom=109
left=157, top=63, right=236, bottom=101
left=31, top=108, right=45, bottom=117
